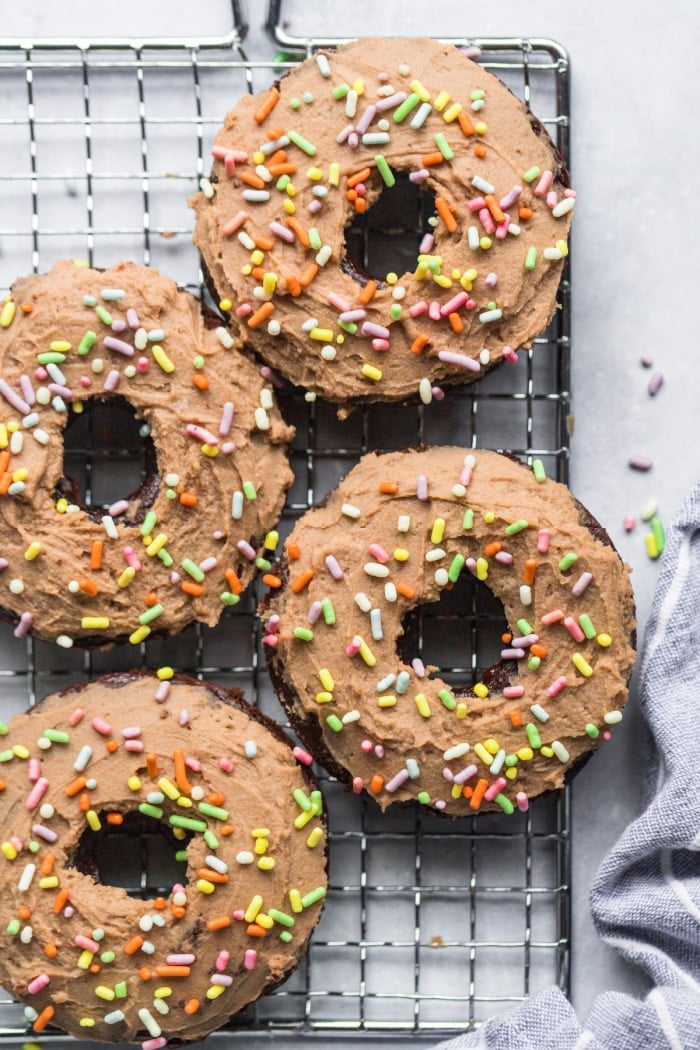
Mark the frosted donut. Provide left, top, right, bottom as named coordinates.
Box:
left=262, top=448, right=636, bottom=816
left=192, top=36, right=574, bottom=406
left=0, top=672, right=327, bottom=1045
left=0, top=261, right=294, bottom=646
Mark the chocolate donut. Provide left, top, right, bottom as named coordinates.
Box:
left=262, top=448, right=636, bottom=815
left=0, top=672, right=327, bottom=1045
left=0, top=261, right=294, bottom=646
left=192, top=37, right=573, bottom=407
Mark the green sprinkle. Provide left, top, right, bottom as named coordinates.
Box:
left=338, top=320, right=358, bottom=334
left=255, top=557, right=272, bottom=571
left=280, top=930, right=293, bottom=943
left=139, top=603, right=164, bottom=625
left=470, top=89, right=486, bottom=101
left=326, top=714, right=343, bottom=732
left=242, top=481, right=257, bottom=500
left=332, top=83, right=350, bottom=99
left=300, top=886, right=327, bottom=908
left=433, top=132, right=454, bottom=160
left=83, top=295, right=97, bottom=307
left=36, top=351, right=66, bottom=365
left=526, top=723, right=542, bottom=749
left=157, top=548, right=173, bottom=567
left=203, top=830, right=219, bottom=850
left=585, top=723, right=600, bottom=739
left=390, top=303, right=402, bottom=321
left=504, top=754, right=518, bottom=767
left=0, top=750, right=14, bottom=763
left=523, top=166, right=541, bottom=183
left=220, top=591, right=240, bottom=606
left=558, top=552, right=578, bottom=572
left=139, top=803, right=163, bottom=820
left=100, top=951, right=116, bottom=964
left=494, top=793, right=514, bottom=815
left=374, top=154, right=395, bottom=187
left=181, top=558, right=205, bottom=582
left=293, top=626, right=314, bottom=642
left=463, top=508, right=474, bottom=530
left=289, top=97, right=301, bottom=110
left=77, top=330, right=97, bottom=355
left=6, top=919, right=20, bottom=936
left=28, top=840, right=39, bottom=852
left=175, top=849, right=189, bottom=862
left=0, top=722, right=7, bottom=735
left=525, top=246, right=538, bottom=270
left=114, top=981, right=128, bottom=999
left=578, top=613, right=596, bottom=639
left=288, top=130, right=317, bottom=156
left=169, top=815, right=208, bottom=833
left=140, top=511, right=157, bottom=537
left=44, top=729, right=69, bottom=744
left=276, top=174, right=290, bottom=191
left=516, top=618, right=533, bottom=636
left=448, top=554, right=465, bottom=582
left=532, top=459, right=547, bottom=483
left=198, top=802, right=229, bottom=821
left=308, top=227, right=322, bottom=251
left=94, top=305, right=113, bottom=326
left=268, top=908, right=295, bottom=927
left=293, top=788, right=313, bottom=812
left=505, top=519, right=529, bottom=536
left=528, top=655, right=541, bottom=671
left=310, top=789, right=323, bottom=810
left=651, top=517, right=666, bottom=554
left=321, top=598, right=336, bottom=625
left=393, top=92, right=420, bottom=122
left=438, top=688, right=457, bottom=710
left=417, top=791, right=432, bottom=805
left=193, top=355, right=205, bottom=369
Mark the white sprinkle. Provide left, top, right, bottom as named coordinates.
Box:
left=216, top=326, right=234, bottom=349
left=370, top=608, right=383, bottom=640
left=552, top=197, right=575, bottom=218
left=397, top=514, right=410, bottom=533
left=520, top=584, right=532, bottom=606
left=342, top=709, right=361, bottom=724
left=419, top=377, right=432, bottom=404
left=364, top=563, right=390, bottom=578
left=354, top=592, right=372, bottom=613
left=425, top=548, right=446, bottom=562
left=341, top=503, right=361, bottom=519
left=236, top=851, right=255, bottom=865
left=384, top=582, right=397, bottom=603
left=101, top=515, right=118, bottom=539
left=254, top=407, right=269, bottom=430
left=444, top=743, right=470, bottom=761
left=435, top=568, right=449, bottom=586
left=472, top=175, right=495, bottom=194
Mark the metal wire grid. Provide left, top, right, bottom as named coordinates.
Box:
left=0, top=4, right=572, bottom=1043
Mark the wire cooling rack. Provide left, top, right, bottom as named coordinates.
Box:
left=0, top=1, right=572, bottom=1044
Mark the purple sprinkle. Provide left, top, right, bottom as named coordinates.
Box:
left=355, top=103, right=376, bottom=135
left=438, top=350, right=481, bottom=372
left=412, top=657, right=426, bottom=677
left=32, top=824, right=58, bottom=843
left=501, top=648, right=527, bottom=660
left=48, top=383, right=73, bottom=398
left=103, top=370, right=120, bottom=392
left=347, top=132, right=359, bottom=148
left=307, top=601, right=322, bottom=624
left=419, top=233, right=435, bottom=253
left=269, top=220, right=295, bottom=243
left=19, top=375, right=35, bottom=406
left=0, top=559, right=8, bottom=570
left=375, top=91, right=408, bottom=112
left=453, top=764, right=478, bottom=785
left=361, top=321, right=390, bottom=340
left=499, top=186, right=522, bottom=210
left=384, top=768, right=410, bottom=793
left=325, top=554, right=344, bottom=579
left=237, top=539, right=256, bottom=560
left=126, top=308, right=140, bottom=329
left=336, top=123, right=354, bottom=144
left=0, top=379, right=31, bottom=415
left=416, top=475, right=428, bottom=501
left=494, top=550, right=514, bottom=565
left=111, top=319, right=127, bottom=333
left=640, top=355, right=653, bottom=368
left=103, top=336, right=134, bottom=357
left=409, top=168, right=430, bottom=183
left=308, top=199, right=322, bottom=214
left=572, top=571, right=593, bottom=597
left=339, top=309, right=366, bottom=324
left=629, top=456, right=653, bottom=472
left=219, top=401, right=234, bottom=436
left=510, top=634, right=539, bottom=648
left=648, top=372, right=664, bottom=397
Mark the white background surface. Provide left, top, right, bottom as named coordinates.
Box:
left=7, top=0, right=698, bottom=1032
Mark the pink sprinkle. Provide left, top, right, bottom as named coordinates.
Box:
left=0, top=558, right=7, bottom=570
left=178, top=709, right=190, bottom=727
left=564, top=616, right=585, bottom=642
left=354, top=183, right=366, bottom=196
left=564, top=188, right=577, bottom=198
left=236, top=303, right=253, bottom=318
left=409, top=300, right=428, bottom=317
left=629, top=456, right=652, bottom=472
left=468, top=197, right=486, bottom=212
left=263, top=634, right=279, bottom=647
left=69, top=709, right=85, bottom=726
left=91, top=717, right=112, bottom=736
left=211, top=146, right=247, bottom=162
left=374, top=744, right=385, bottom=758
left=336, top=123, right=354, bottom=144
left=199, top=556, right=218, bottom=573
left=347, top=132, right=359, bottom=148
left=215, top=950, right=230, bottom=972
left=409, top=168, right=430, bottom=183
left=385, top=768, right=410, bottom=793
left=537, top=529, right=551, bottom=553
left=109, top=499, right=129, bottom=516
left=137, top=357, right=149, bottom=373
left=495, top=218, right=511, bottom=239
left=63, top=906, right=75, bottom=918
left=237, top=539, right=256, bottom=560
left=438, top=350, right=481, bottom=372
left=361, top=321, right=390, bottom=340
left=10, top=836, right=22, bottom=851
left=501, top=648, right=526, bottom=660
left=79, top=376, right=92, bottom=388
left=432, top=386, right=445, bottom=400
left=167, top=953, right=195, bottom=966
left=442, top=767, right=454, bottom=782
left=220, top=442, right=235, bottom=454
left=28, top=758, right=41, bottom=782
left=648, top=372, right=664, bottom=397
left=547, top=676, right=568, bottom=698
left=372, top=338, right=390, bottom=351
left=494, top=551, right=514, bottom=565
left=623, top=516, right=636, bottom=532
left=499, top=186, right=522, bottom=210
left=416, top=475, right=428, bottom=501
left=269, top=220, right=294, bottom=242
left=346, top=638, right=361, bottom=657
left=465, top=557, right=477, bottom=574
left=572, top=572, right=593, bottom=597
left=244, top=949, right=257, bottom=971
left=603, top=731, right=612, bottom=741
left=103, top=369, right=120, bottom=392
left=155, top=681, right=170, bottom=703
left=19, top=375, right=35, bottom=406
left=293, top=746, right=313, bottom=766
left=453, top=764, right=478, bottom=785
left=502, top=346, right=519, bottom=363
left=419, top=233, right=435, bottom=253
left=376, top=90, right=408, bottom=111
left=355, top=103, right=377, bottom=134
left=124, top=547, right=142, bottom=570
left=368, top=543, right=389, bottom=563
left=435, top=799, right=447, bottom=810
left=221, top=210, right=249, bottom=236
left=126, top=308, right=140, bottom=329
left=503, top=686, right=525, bottom=698
left=360, top=740, right=374, bottom=753
left=479, top=208, right=496, bottom=235
left=428, top=300, right=442, bottom=321
left=546, top=189, right=558, bottom=209
left=14, top=612, right=33, bottom=639
left=516, top=791, right=529, bottom=812
left=27, top=975, right=50, bottom=995
left=233, top=909, right=245, bottom=921
left=541, top=609, right=564, bottom=625
left=534, top=170, right=553, bottom=198
left=412, top=657, right=425, bottom=677
left=34, top=367, right=48, bottom=381
left=308, top=199, right=322, bottom=214
left=33, top=823, right=57, bottom=842
left=142, top=1038, right=167, bottom=1050
left=25, top=777, right=49, bottom=810
left=186, top=423, right=218, bottom=446
left=308, top=601, right=322, bottom=624
left=125, top=740, right=144, bottom=752
left=484, top=777, right=507, bottom=802
left=219, top=758, right=234, bottom=773
left=75, top=935, right=100, bottom=953
left=325, top=554, right=344, bottom=579
left=440, top=291, right=469, bottom=315
left=103, top=336, right=134, bottom=357
left=352, top=777, right=364, bottom=794
left=460, top=465, right=473, bottom=486
left=338, top=309, right=366, bottom=324
left=219, top=401, right=234, bottom=436
left=111, top=319, right=127, bottom=333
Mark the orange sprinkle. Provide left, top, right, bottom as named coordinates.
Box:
left=410, top=333, right=430, bottom=355
left=509, top=710, right=523, bottom=728
left=197, top=868, right=229, bottom=884
left=448, top=312, right=464, bottom=333
left=474, top=145, right=488, bottom=158
left=206, top=915, right=231, bottom=931
left=106, top=812, right=124, bottom=825
left=220, top=825, right=234, bottom=837
left=379, top=482, right=399, bottom=495
left=484, top=194, right=506, bottom=224
left=346, top=188, right=358, bottom=203
left=105, top=740, right=119, bottom=754
left=44, top=942, right=58, bottom=959
left=184, top=998, right=201, bottom=1015
left=483, top=541, right=502, bottom=557
left=518, top=207, right=534, bottom=220
left=285, top=274, right=302, bottom=297
left=462, top=785, right=474, bottom=799
left=266, top=126, right=286, bottom=141
left=262, top=573, right=282, bottom=589
left=90, top=962, right=101, bottom=974
left=78, top=578, right=99, bottom=597
left=224, top=568, right=243, bottom=595
left=422, top=150, right=445, bottom=167
left=469, top=778, right=489, bottom=810
left=530, top=643, right=548, bottom=659
left=65, top=775, right=87, bottom=797
left=436, top=196, right=458, bottom=233
left=290, top=568, right=314, bottom=594
left=90, top=539, right=103, bottom=570
left=396, top=582, right=416, bottom=600
left=18, top=906, right=32, bottom=920
left=173, top=749, right=192, bottom=796
left=53, top=889, right=69, bottom=914
left=501, top=632, right=513, bottom=644
left=139, top=966, right=153, bottom=981
left=192, top=373, right=209, bottom=391
left=268, top=162, right=297, bottom=176
left=33, top=1004, right=55, bottom=1033
left=153, top=898, right=167, bottom=911
left=0, top=778, right=5, bottom=792
left=299, top=263, right=319, bottom=287
left=285, top=216, right=310, bottom=247
left=523, top=558, right=538, bottom=585
left=39, top=853, right=55, bottom=876
left=20, top=302, right=34, bottom=314
left=246, top=923, right=268, bottom=938
left=247, top=301, right=275, bottom=329
left=250, top=266, right=266, bottom=281
left=239, top=171, right=266, bottom=190
left=253, top=86, right=280, bottom=124
left=125, top=935, right=145, bottom=955
left=155, top=965, right=192, bottom=977
left=145, top=591, right=158, bottom=607
left=181, top=581, right=204, bottom=597
left=286, top=542, right=301, bottom=560
left=267, top=147, right=287, bottom=164
left=79, top=793, right=90, bottom=812
left=369, top=775, right=384, bottom=794
left=171, top=905, right=186, bottom=920
left=207, top=792, right=226, bottom=806
left=354, top=197, right=367, bottom=214
left=179, top=491, right=198, bottom=508
left=358, top=280, right=377, bottom=305
left=0, top=474, right=12, bottom=495
left=347, top=166, right=372, bottom=188
left=458, top=111, right=475, bottom=136
left=0, top=451, right=9, bottom=474
left=253, top=234, right=275, bottom=252
left=146, top=753, right=159, bottom=778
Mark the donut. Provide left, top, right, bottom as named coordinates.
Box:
left=262, top=448, right=636, bottom=816
left=191, top=36, right=574, bottom=407
left=0, top=260, right=294, bottom=646
left=0, top=671, right=327, bottom=1045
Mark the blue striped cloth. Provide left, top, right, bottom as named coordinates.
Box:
left=433, top=483, right=700, bottom=1050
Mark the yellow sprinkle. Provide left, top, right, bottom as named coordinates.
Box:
left=483, top=738, right=500, bottom=755
left=434, top=90, right=450, bottom=111
left=39, top=875, right=59, bottom=889
left=254, top=837, right=268, bottom=855
left=12, top=469, right=28, bottom=483
left=306, top=166, right=323, bottom=181
left=196, top=879, right=215, bottom=894
left=315, top=691, right=333, bottom=705
left=540, top=746, right=554, bottom=758
left=415, top=693, right=432, bottom=718
left=55, top=497, right=68, bottom=513
left=157, top=666, right=174, bottom=680
left=158, top=778, right=180, bottom=801
left=451, top=269, right=462, bottom=280
left=152, top=345, right=175, bottom=373
left=258, top=856, right=276, bottom=871
left=517, top=747, right=534, bottom=761
left=24, top=542, right=42, bottom=561
left=86, top=810, right=101, bottom=831
left=443, top=102, right=463, bottom=122
left=393, top=548, right=410, bottom=562
left=154, top=987, right=172, bottom=999
left=0, top=424, right=7, bottom=449
left=483, top=511, right=495, bottom=524
left=556, top=239, right=569, bottom=257
left=386, top=272, right=398, bottom=285
left=244, top=895, right=263, bottom=923
left=307, top=826, right=324, bottom=848
left=476, top=557, right=489, bottom=581
left=353, top=77, right=365, bottom=95
left=206, top=985, right=226, bottom=1001
left=285, top=183, right=296, bottom=198
left=357, top=637, right=376, bottom=666
left=252, top=150, right=265, bottom=165
left=129, top=625, right=151, bottom=645
left=251, top=828, right=270, bottom=838
left=377, top=695, right=397, bottom=708
left=283, top=199, right=296, bottom=215
left=475, top=121, right=488, bottom=135
left=77, top=950, right=94, bottom=970
left=451, top=782, right=463, bottom=799
left=480, top=237, right=492, bottom=250
left=79, top=1018, right=96, bottom=1027
left=13, top=745, right=29, bottom=759
left=264, top=530, right=279, bottom=551
left=431, top=517, right=446, bottom=544
left=597, top=633, right=612, bottom=648
left=176, top=796, right=192, bottom=808
left=6, top=421, right=19, bottom=433
left=1, top=841, right=17, bottom=860
left=294, top=806, right=318, bottom=830
left=473, top=743, right=492, bottom=766
left=250, top=249, right=265, bottom=266
left=50, top=340, right=72, bottom=352
left=409, top=79, right=431, bottom=101
left=81, top=617, right=110, bottom=630
left=118, top=567, right=136, bottom=588
left=146, top=533, right=168, bottom=556
left=456, top=703, right=468, bottom=719
left=202, top=444, right=219, bottom=457
left=219, top=298, right=233, bottom=312
left=318, top=668, right=335, bottom=692
left=645, top=533, right=660, bottom=560
left=505, top=767, right=518, bottom=780
left=241, top=264, right=253, bottom=276
left=0, top=300, right=16, bottom=328
left=328, top=162, right=340, bottom=186
left=361, top=364, right=382, bottom=382
left=128, top=776, right=142, bottom=791
left=433, top=273, right=452, bottom=289
left=289, top=889, right=303, bottom=913
left=309, top=327, right=333, bottom=342
left=572, top=653, right=594, bottom=677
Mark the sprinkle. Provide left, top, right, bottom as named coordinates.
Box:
left=572, top=653, right=594, bottom=677
left=628, top=455, right=652, bottom=471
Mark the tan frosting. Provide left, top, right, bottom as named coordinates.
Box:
left=0, top=673, right=327, bottom=1043
left=0, top=261, right=294, bottom=645
left=263, top=448, right=636, bottom=815
left=191, top=37, right=573, bottom=406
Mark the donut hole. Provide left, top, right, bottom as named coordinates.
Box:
left=397, top=571, right=512, bottom=693
left=68, top=810, right=192, bottom=899
left=343, top=171, right=437, bottom=282
left=60, top=395, right=158, bottom=521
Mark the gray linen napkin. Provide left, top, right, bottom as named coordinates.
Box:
left=432, top=481, right=700, bottom=1049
